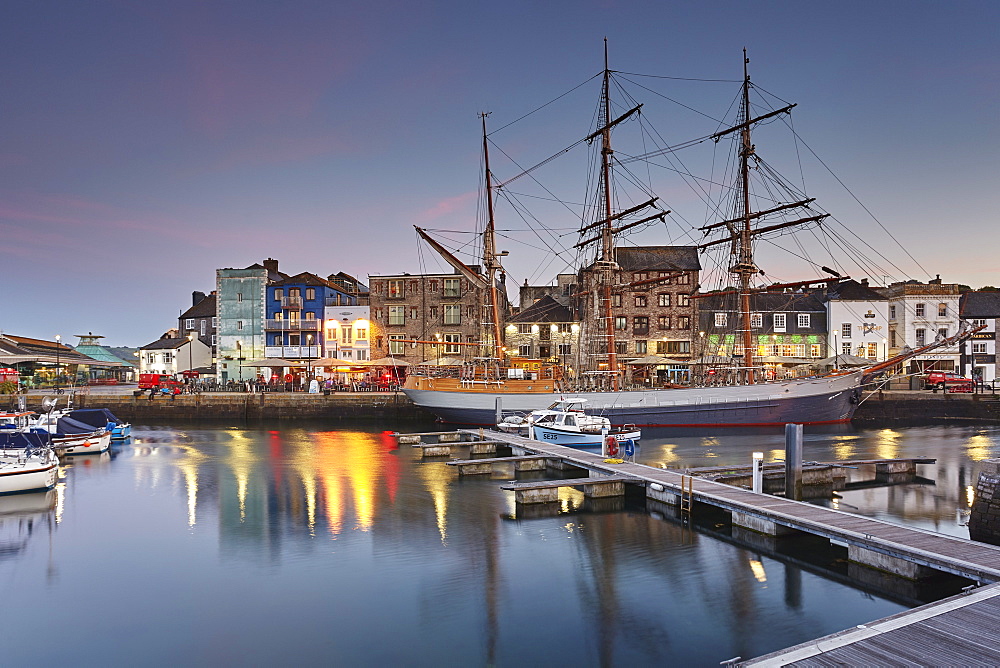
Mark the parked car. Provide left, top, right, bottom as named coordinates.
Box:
left=923, top=372, right=974, bottom=393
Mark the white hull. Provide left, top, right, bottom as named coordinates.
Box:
left=0, top=451, right=59, bottom=494
left=52, top=432, right=112, bottom=455
left=530, top=425, right=641, bottom=447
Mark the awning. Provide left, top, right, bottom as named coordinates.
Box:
left=240, top=358, right=295, bottom=367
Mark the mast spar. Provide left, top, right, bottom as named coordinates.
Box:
left=735, top=49, right=758, bottom=383
left=598, top=38, right=619, bottom=390
left=481, top=112, right=505, bottom=362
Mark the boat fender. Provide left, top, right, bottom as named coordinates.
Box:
left=83, top=441, right=91, bottom=448
left=623, top=439, right=635, bottom=458
left=605, top=435, right=619, bottom=458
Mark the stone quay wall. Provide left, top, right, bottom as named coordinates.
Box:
left=970, top=459, right=1000, bottom=546
left=17, top=392, right=428, bottom=423
left=853, top=391, right=1000, bottom=425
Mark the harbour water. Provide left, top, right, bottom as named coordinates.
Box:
left=1, top=421, right=998, bottom=666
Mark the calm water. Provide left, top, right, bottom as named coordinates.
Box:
left=2, top=421, right=998, bottom=666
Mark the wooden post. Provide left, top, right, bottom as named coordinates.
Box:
left=785, top=423, right=803, bottom=501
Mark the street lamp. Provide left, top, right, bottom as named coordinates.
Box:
left=55, top=334, right=61, bottom=390
left=306, top=333, right=314, bottom=381
left=235, top=340, right=243, bottom=382
left=187, top=333, right=194, bottom=377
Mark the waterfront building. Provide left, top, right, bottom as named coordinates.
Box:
left=327, top=271, right=370, bottom=306
left=959, top=291, right=1000, bottom=383
left=72, top=332, right=137, bottom=383
left=823, top=279, right=891, bottom=361
left=0, top=333, right=114, bottom=387
left=216, top=259, right=285, bottom=382
left=885, top=277, right=963, bottom=374
left=138, top=334, right=212, bottom=377
left=577, top=246, right=701, bottom=376
left=504, top=295, right=580, bottom=375
left=518, top=273, right=578, bottom=308
left=698, top=291, right=828, bottom=379
left=178, top=291, right=217, bottom=356
left=368, top=269, right=507, bottom=365
left=264, top=272, right=357, bottom=366
left=323, top=305, right=372, bottom=362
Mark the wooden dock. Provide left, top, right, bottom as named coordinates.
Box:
left=450, top=429, right=1000, bottom=584
left=745, top=583, right=1000, bottom=666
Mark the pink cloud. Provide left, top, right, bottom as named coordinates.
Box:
left=415, top=191, right=478, bottom=223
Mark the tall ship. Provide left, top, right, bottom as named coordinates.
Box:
left=402, top=45, right=978, bottom=427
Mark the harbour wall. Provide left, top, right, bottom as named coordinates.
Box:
left=8, top=389, right=1000, bottom=425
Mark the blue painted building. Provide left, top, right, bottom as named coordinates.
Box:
left=264, top=272, right=357, bottom=363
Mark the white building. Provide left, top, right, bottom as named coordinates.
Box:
left=138, top=336, right=213, bottom=377
left=885, top=278, right=963, bottom=374
left=959, top=291, right=1000, bottom=383
left=323, top=305, right=371, bottom=362
left=823, top=279, right=890, bottom=361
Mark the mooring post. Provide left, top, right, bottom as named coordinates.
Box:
left=495, top=397, right=502, bottom=426
left=752, top=451, right=764, bottom=493
left=785, top=423, right=803, bottom=501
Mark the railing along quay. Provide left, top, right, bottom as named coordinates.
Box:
left=396, top=427, right=1000, bottom=585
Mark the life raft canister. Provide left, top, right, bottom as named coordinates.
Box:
left=605, top=435, right=619, bottom=457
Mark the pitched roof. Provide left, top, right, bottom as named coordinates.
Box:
left=271, top=271, right=335, bottom=288
left=614, top=246, right=701, bottom=272
left=179, top=293, right=217, bottom=319
left=961, top=291, right=1000, bottom=318
left=140, top=337, right=191, bottom=351
left=700, top=291, right=827, bottom=312
left=825, top=279, right=887, bottom=302
left=509, top=295, right=575, bottom=323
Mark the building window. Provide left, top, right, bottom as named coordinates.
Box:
left=890, top=330, right=896, bottom=347
left=841, top=323, right=851, bottom=339
left=443, top=278, right=461, bottom=298
left=915, top=328, right=925, bottom=345
left=614, top=316, right=627, bottom=331
left=388, top=280, right=404, bottom=298
left=612, top=294, right=622, bottom=308
left=751, top=313, right=762, bottom=329
left=867, top=342, right=878, bottom=358
left=519, top=344, right=532, bottom=356
left=145, top=353, right=155, bottom=364
left=409, top=308, right=419, bottom=320
left=518, top=324, right=532, bottom=334
left=163, top=353, right=173, bottom=364
left=211, top=335, right=217, bottom=346
left=774, top=314, right=787, bottom=332
left=797, top=314, right=810, bottom=328
left=677, top=294, right=690, bottom=307
left=443, top=333, right=460, bottom=354
left=342, top=327, right=352, bottom=344
left=656, top=340, right=690, bottom=355
left=615, top=342, right=628, bottom=355
left=938, top=303, right=947, bottom=317
left=200, top=320, right=206, bottom=336
left=714, top=313, right=727, bottom=327
left=677, top=316, right=690, bottom=330
left=635, top=340, right=648, bottom=355
left=558, top=343, right=573, bottom=356
left=388, top=335, right=406, bottom=355
left=915, top=303, right=925, bottom=317
left=559, top=323, right=572, bottom=333
left=889, top=305, right=896, bottom=320
left=184, top=318, right=195, bottom=330
left=388, top=306, right=405, bottom=326
left=938, top=328, right=948, bottom=339
left=658, top=293, right=671, bottom=307
left=658, top=316, right=671, bottom=330
left=356, top=328, right=367, bottom=340
left=633, top=272, right=649, bottom=282
left=840, top=342, right=851, bottom=355
left=429, top=280, right=438, bottom=292
left=305, top=288, right=315, bottom=300
left=635, top=295, right=647, bottom=308
left=237, top=321, right=244, bottom=330
left=275, top=289, right=283, bottom=300
left=677, top=274, right=690, bottom=285
left=973, top=343, right=987, bottom=354
left=810, top=344, right=822, bottom=357
left=237, top=292, right=243, bottom=302
left=212, top=316, right=218, bottom=327
left=305, top=312, right=316, bottom=320
left=971, top=319, right=987, bottom=327
left=633, top=316, right=649, bottom=335
left=444, top=304, right=461, bottom=325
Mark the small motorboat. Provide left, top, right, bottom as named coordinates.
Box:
left=61, top=408, right=131, bottom=440
left=0, top=433, right=59, bottom=494
left=497, top=398, right=641, bottom=447
left=28, top=414, right=111, bottom=456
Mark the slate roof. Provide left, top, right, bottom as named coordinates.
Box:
left=271, top=271, right=336, bottom=288
left=509, top=295, right=575, bottom=323
left=961, top=291, right=1000, bottom=318
left=139, top=337, right=191, bottom=351
left=180, top=293, right=217, bottom=319
left=825, top=279, right=887, bottom=302
left=615, top=246, right=701, bottom=272
left=700, top=291, right=827, bottom=312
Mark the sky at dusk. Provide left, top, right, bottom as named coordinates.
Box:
left=2, top=0, right=997, bottom=347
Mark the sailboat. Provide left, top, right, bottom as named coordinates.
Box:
left=401, top=47, right=980, bottom=427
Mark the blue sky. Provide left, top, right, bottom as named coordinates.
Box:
left=2, top=0, right=997, bottom=346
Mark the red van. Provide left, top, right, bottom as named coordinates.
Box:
left=138, top=374, right=183, bottom=390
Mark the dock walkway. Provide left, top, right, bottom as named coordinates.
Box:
left=459, top=429, right=1000, bottom=584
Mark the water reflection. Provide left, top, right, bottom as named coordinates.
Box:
left=0, top=423, right=994, bottom=665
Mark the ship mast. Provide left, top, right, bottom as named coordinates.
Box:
left=735, top=50, right=757, bottom=383
left=599, top=39, right=619, bottom=390
left=481, top=112, right=505, bottom=362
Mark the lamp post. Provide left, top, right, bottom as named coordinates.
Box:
left=187, top=333, right=194, bottom=376
left=307, top=333, right=314, bottom=382
left=55, top=334, right=61, bottom=390
left=235, top=340, right=243, bottom=382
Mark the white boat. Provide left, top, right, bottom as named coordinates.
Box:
left=28, top=413, right=112, bottom=456
left=0, top=446, right=59, bottom=495
left=498, top=398, right=641, bottom=447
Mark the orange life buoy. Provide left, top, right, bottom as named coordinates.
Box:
left=605, top=435, right=618, bottom=457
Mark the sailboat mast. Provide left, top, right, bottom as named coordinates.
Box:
left=481, top=112, right=505, bottom=362
left=600, top=38, right=619, bottom=390
left=736, top=50, right=757, bottom=383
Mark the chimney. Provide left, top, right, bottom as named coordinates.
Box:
left=930, top=274, right=942, bottom=285
left=860, top=278, right=869, bottom=287
left=192, top=290, right=206, bottom=307
left=263, top=258, right=279, bottom=274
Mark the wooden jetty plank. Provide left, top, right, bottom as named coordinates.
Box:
left=499, top=475, right=634, bottom=491
left=447, top=455, right=549, bottom=466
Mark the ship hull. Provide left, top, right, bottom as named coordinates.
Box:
left=402, top=372, right=861, bottom=427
